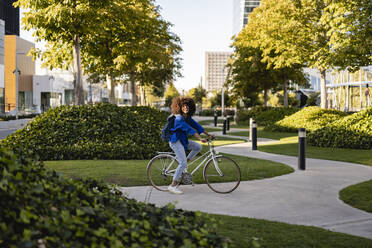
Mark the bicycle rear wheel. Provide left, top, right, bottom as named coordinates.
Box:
left=147, top=154, right=178, bottom=191
left=203, top=155, right=241, bottom=193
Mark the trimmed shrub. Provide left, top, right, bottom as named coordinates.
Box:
left=1, top=103, right=171, bottom=160
left=307, top=107, right=372, bottom=149
left=0, top=113, right=40, bottom=121
left=270, top=106, right=348, bottom=132
left=0, top=148, right=228, bottom=247
left=237, top=107, right=299, bottom=127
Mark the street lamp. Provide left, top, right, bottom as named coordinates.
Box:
left=13, top=52, right=26, bottom=120
left=221, top=67, right=227, bottom=117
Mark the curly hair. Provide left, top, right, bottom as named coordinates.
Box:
left=171, top=96, right=196, bottom=117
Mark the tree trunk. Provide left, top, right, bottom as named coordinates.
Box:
left=320, top=69, right=328, bottom=108
left=107, top=75, right=116, bottom=104
left=140, top=86, right=145, bottom=105
left=283, top=81, right=288, bottom=107
left=73, top=35, right=84, bottom=105
left=263, top=89, right=268, bottom=107
left=130, top=79, right=137, bottom=106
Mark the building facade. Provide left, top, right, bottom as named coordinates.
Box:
left=4, top=35, right=35, bottom=112
left=233, top=0, right=260, bottom=36
left=0, top=0, right=19, bottom=36
left=204, top=52, right=232, bottom=92
left=0, top=19, right=4, bottom=112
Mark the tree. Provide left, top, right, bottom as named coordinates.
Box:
left=243, top=0, right=371, bottom=109
left=112, top=3, right=182, bottom=106
left=15, top=0, right=109, bottom=105
left=228, top=40, right=307, bottom=107
left=164, top=83, right=180, bottom=107
left=188, top=85, right=207, bottom=107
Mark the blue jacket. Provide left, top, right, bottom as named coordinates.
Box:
left=170, top=115, right=204, bottom=150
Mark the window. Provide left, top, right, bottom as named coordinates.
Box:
left=0, top=88, right=4, bottom=113
left=64, top=89, right=74, bottom=105
left=18, top=91, right=32, bottom=112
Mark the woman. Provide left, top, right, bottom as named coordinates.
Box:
left=168, top=96, right=214, bottom=194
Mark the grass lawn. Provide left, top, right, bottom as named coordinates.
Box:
left=339, top=180, right=372, bottom=213
left=209, top=213, right=372, bottom=248
left=44, top=153, right=294, bottom=187
left=257, top=136, right=372, bottom=166
left=228, top=127, right=295, bottom=140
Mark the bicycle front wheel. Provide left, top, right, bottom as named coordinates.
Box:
left=147, top=154, right=179, bottom=191
left=203, top=155, right=241, bottom=194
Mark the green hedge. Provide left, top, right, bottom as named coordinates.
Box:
left=1, top=104, right=171, bottom=160
left=0, top=149, right=228, bottom=247
left=237, top=107, right=299, bottom=127
left=269, top=106, right=348, bottom=133
left=307, top=107, right=372, bottom=149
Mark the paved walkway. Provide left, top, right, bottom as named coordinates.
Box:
left=119, top=140, right=372, bottom=240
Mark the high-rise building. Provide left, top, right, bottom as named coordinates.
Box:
left=204, top=52, right=232, bottom=92
left=0, top=0, right=20, bottom=36
left=233, top=0, right=260, bottom=36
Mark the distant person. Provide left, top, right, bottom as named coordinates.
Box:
left=167, top=96, right=214, bottom=194
left=366, top=84, right=370, bottom=107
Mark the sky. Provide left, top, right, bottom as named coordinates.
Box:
left=21, top=0, right=234, bottom=92
left=155, top=0, right=233, bottom=92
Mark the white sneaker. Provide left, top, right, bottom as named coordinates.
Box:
left=168, top=185, right=183, bottom=194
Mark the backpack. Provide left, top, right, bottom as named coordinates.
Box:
left=161, top=115, right=176, bottom=142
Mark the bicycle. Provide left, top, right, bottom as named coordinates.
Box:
left=147, top=138, right=241, bottom=193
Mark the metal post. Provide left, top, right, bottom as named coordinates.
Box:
left=221, top=68, right=225, bottom=117
left=222, top=117, right=227, bottom=135
left=227, top=116, right=230, bottom=130
left=298, top=128, right=306, bottom=170
left=221, top=86, right=225, bottom=117
left=252, top=121, right=257, bottom=150
left=14, top=68, right=19, bottom=120
left=249, top=118, right=253, bottom=142
left=214, top=110, right=218, bottom=127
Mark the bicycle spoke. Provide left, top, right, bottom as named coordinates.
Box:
left=147, top=155, right=178, bottom=191
left=203, top=155, right=241, bottom=194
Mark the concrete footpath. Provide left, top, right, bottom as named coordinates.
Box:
left=119, top=141, right=372, bottom=240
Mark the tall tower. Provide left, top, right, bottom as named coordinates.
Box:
left=233, top=0, right=260, bottom=37
left=0, top=0, right=20, bottom=36
left=204, top=52, right=231, bottom=93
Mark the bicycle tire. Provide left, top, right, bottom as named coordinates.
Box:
left=203, top=155, right=241, bottom=194
left=147, top=154, right=178, bottom=191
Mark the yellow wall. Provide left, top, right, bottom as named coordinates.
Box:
left=4, top=35, right=35, bottom=111
left=5, top=35, right=16, bottom=111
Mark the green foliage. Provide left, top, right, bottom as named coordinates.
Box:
left=227, top=44, right=307, bottom=107
left=164, top=83, right=180, bottom=107
left=268, top=92, right=300, bottom=107
left=237, top=107, right=299, bottom=128
left=0, top=148, right=228, bottom=247
left=0, top=113, right=39, bottom=121
left=270, top=106, right=348, bottom=132
left=1, top=104, right=171, bottom=160
left=306, top=92, right=320, bottom=106
left=188, top=85, right=207, bottom=105
left=307, top=107, right=372, bottom=149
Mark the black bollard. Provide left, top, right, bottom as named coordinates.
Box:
left=222, top=118, right=227, bottom=135
left=252, top=121, right=257, bottom=150
left=227, top=117, right=230, bottom=130
left=214, top=114, right=217, bottom=127
left=298, top=128, right=306, bottom=170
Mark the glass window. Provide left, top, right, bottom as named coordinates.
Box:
left=64, top=89, right=74, bottom=105
left=18, top=91, right=32, bottom=112
left=0, top=88, right=4, bottom=113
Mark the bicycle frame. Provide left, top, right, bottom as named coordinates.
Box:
left=161, top=140, right=220, bottom=177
